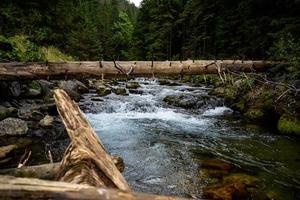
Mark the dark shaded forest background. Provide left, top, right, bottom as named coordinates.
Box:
left=0, top=0, right=300, bottom=62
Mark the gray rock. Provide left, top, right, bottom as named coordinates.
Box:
left=37, top=80, right=54, bottom=94
left=59, top=80, right=81, bottom=101
left=26, top=88, right=41, bottom=97
left=9, top=81, right=22, bottom=97
left=74, top=80, right=89, bottom=93
left=39, top=115, right=54, bottom=128
left=0, top=105, right=17, bottom=120
left=113, top=87, right=127, bottom=95
left=97, top=87, right=111, bottom=97
left=126, top=82, right=141, bottom=89
left=0, top=118, right=28, bottom=136
left=129, top=89, right=143, bottom=95
left=163, top=94, right=222, bottom=109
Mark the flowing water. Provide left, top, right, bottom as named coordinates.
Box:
left=81, top=79, right=300, bottom=199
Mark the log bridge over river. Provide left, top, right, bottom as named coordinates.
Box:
left=0, top=60, right=272, bottom=199
left=0, top=60, right=272, bottom=80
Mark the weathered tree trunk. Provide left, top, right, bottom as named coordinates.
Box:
left=54, top=89, right=130, bottom=191
left=0, top=60, right=272, bottom=80
left=0, top=156, right=124, bottom=180
left=0, top=176, right=189, bottom=200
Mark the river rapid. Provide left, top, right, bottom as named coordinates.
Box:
left=80, top=78, right=300, bottom=199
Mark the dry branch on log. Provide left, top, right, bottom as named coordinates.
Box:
left=0, top=176, right=190, bottom=200
left=54, top=89, right=130, bottom=191
left=0, top=60, right=272, bottom=80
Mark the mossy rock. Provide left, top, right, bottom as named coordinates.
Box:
left=209, top=86, right=237, bottom=104
left=113, top=87, right=127, bottom=95
left=97, top=87, right=111, bottom=97
left=244, top=108, right=265, bottom=121
left=230, top=100, right=246, bottom=113
left=29, top=80, right=42, bottom=91
left=126, top=82, right=140, bottom=89
left=278, top=114, right=300, bottom=136
left=209, top=87, right=226, bottom=97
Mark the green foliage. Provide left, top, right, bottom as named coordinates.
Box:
left=111, top=12, right=134, bottom=60
left=41, top=46, right=73, bottom=61
left=278, top=114, right=300, bottom=136
left=269, top=32, right=300, bottom=78
left=132, top=0, right=300, bottom=61
left=0, top=0, right=138, bottom=61
left=29, top=80, right=41, bottom=91
left=0, top=35, right=44, bottom=62
left=1, top=0, right=299, bottom=62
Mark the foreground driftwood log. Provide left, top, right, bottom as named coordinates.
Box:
left=54, top=89, right=130, bottom=190
left=0, top=156, right=124, bottom=180
left=0, top=176, right=189, bottom=200
left=0, top=89, right=191, bottom=199
left=0, top=60, right=272, bottom=80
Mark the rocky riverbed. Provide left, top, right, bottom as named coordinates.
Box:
left=0, top=77, right=299, bottom=200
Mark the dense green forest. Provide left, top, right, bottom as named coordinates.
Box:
left=0, top=0, right=300, bottom=63
left=0, top=0, right=137, bottom=61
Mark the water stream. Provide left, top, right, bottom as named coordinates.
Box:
left=81, top=79, right=300, bottom=199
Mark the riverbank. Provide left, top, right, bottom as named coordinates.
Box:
left=180, top=72, right=300, bottom=137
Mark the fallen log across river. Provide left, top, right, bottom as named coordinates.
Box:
left=0, top=60, right=273, bottom=80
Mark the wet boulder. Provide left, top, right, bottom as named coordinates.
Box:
left=129, top=89, right=143, bottom=95
left=163, top=94, right=221, bottom=109
left=126, top=82, right=141, bottom=89
left=158, top=79, right=181, bottom=86
left=0, top=118, right=28, bottom=136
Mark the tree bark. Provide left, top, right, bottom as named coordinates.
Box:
left=0, top=176, right=190, bottom=200
left=0, top=60, right=272, bottom=80
left=54, top=89, right=130, bottom=191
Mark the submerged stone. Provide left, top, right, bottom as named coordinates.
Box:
left=203, top=181, right=249, bottom=200
left=200, top=158, right=231, bottom=171
left=203, top=173, right=259, bottom=200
